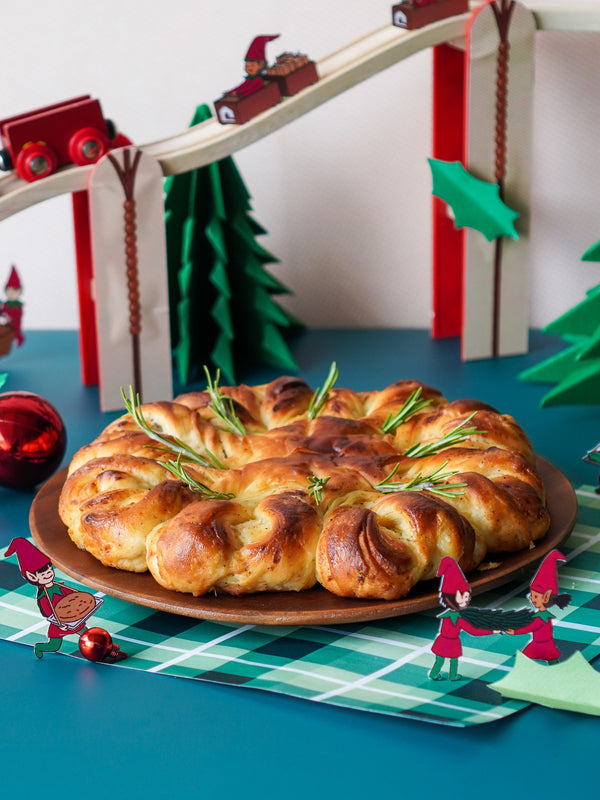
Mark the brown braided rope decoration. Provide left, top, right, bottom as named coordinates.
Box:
left=106, top=149, right=144, bottom=397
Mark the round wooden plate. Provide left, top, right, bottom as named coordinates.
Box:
left=29, top=458, right=577, bottom=626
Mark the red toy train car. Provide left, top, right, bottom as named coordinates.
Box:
left=392, top=0, right=469, bottom=30
left=0, top=95, right=127, bottom=182
left=215, top=51, right=318, bottom=126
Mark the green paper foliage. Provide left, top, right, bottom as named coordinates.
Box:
left=582, top=238, right=600, bottom=262
left=519, top=272, right=600, bottom=407
left=428, top=159, right=519, bottom=242
left=490, top=651, right=600, bottom=716
left=0, top=373, right=6, bottom=390
left=165, top=104, right=302, bottom=386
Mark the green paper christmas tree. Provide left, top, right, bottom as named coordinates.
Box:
left=519, top=254, right=600, bottom=407
left=165, top=104, right=302, bottom=386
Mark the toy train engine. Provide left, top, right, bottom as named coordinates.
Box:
left=0, top=96, right=127, bottom=182
left=392, top=0, right=469, bottom=30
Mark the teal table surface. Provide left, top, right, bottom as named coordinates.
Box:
left=0, top=329, right=597, bottom=797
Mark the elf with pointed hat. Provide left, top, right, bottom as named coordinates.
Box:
left=429, top=556, right=495, bottom=681
left=1, top=266, right=24, bottom=346
left=226, top=35, right=280, bottom=98
left=506, top=550, right=571, bottom=664
left=5, top=537, right=90, bottom=658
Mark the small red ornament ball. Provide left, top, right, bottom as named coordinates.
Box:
left=0, top=391, right=66, bottom=489
left=79, top=628, right=114, bottom=662
left=79, top=627, right=127, bottom=663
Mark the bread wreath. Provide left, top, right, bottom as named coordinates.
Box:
left=59, top=377, right=550, bottom=600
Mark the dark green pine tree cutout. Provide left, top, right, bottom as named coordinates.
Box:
left=519, top=260, right=600, bottom=407
left=165, top=104, right=302, bottom=386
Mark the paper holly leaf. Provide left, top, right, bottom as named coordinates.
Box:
left=428, top=159, right=519, bottom=242
left=490, top=651, right=600, bottom=716
left=0, top=373, right=6, bottom=390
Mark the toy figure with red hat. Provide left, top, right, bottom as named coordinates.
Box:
left=225, top=35, right=280, bottom=98
left=506, top=550, right=571, bottom=664
left=4, top=537, right=100, bottom=658
left=0, top=265, right=24, bottom=347
left=429, top=557, right=496, bottom=681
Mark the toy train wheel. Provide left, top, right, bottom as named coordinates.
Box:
left=0, top=148, right=13, bottom=172
left=68, top=127, right=109, bottom=166
left=15, top=142, right=58, bottom=182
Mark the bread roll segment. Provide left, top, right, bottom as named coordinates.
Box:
left=59, top=377, right=550, bottom=600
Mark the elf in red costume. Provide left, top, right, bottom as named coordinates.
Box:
left=507, top=550, right=571, bottom=664
left=0, top=266, right=24, bottom=346
left=430, top=557, right=496, bottom=681
left=5, top=537, right=90, bottom=659
left=226, top=35, right=280, bottom=97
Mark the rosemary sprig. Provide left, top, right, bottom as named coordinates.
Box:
left=374, top=461, right=467, bottom=498
left=307, top=362, right=338, bottom=420
left=203, top=366, right=246, bottom=435
left=381, top=386, right=432, bottom=433
left=121, top=386, right=226, bottom=470
left=403, top=412, right=486, bottom=459
left=307, top=475, right=330, bottom=504
left=161, top=454, right=234, bottom=499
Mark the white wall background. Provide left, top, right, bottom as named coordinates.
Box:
left=0, top=0, right=599, bottom=334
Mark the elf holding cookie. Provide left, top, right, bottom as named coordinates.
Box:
left=5, top=537, right=97, bottom=658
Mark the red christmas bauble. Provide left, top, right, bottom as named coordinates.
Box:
left=0, top=391, right=66, bottom=489
left=79, top=627, right=114, bottom=662
left=79, top=627, right=127, bottom=663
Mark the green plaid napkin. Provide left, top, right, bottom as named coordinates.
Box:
left=2, top=486, right=600, bottom=727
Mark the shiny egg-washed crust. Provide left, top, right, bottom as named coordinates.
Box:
left=59, top=378, right=550, bottom=600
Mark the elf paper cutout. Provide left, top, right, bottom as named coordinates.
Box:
left=5, top=537, right=103, bottom=659
left=430, top=557, right=537, bottom=681
left=226, top=35, right=280, bottom=98
left=0, top=266, right=24, bottom=350
left=505, top=550, right=571, bottom=664
left=430, top=557, right=498, bottom=681
left=428, top=159, right=520, bottom=242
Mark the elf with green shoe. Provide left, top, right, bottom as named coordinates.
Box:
left=5, top=537, right=97, bottom=658
left=429, top=557, right=496, bottom=681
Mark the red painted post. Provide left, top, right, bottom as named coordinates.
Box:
left=72, top=190, right=99, bottom=385
left=431, top=43, right=466, bottom=339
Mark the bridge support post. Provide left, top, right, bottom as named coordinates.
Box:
left=462, top=0, right=536, bottom=359
left=88, top=146, right=173, bottom=411
left=431, top=42, right=466, bottom=339
left=72, top=190, right=100, bottom=386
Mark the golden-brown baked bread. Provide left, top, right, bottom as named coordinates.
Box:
left=59, top=377, right=550, bottom=600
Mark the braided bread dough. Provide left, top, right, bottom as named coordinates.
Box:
left=59, top=378, right=550, bottom=600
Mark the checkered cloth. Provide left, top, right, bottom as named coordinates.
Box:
left=2, top=486, right=600, bottom=727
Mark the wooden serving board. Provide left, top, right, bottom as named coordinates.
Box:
left=30, top=457, right=576, bottom=626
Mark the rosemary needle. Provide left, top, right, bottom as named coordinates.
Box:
left=307, top=362, right=339, bottom=420
left=203, top=366, right=246, bottom=435
left=403, top=412, right=486, bottom=459
left=162, top=454, right=234, bottom=499
left=381, top=386, right=432, bottom=434
left=307, top=475, right=330, bottom=504
left=121, top=386, right=226, bottom=470
left=374, top=461, right=467, bottom=498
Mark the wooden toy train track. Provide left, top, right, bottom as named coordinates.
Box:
left=0, top=3, right=593, bottom=223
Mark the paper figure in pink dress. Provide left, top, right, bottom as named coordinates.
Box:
left=429, top=557, right=496, bottom=681
left=507, top=550, right=571, bottom=664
